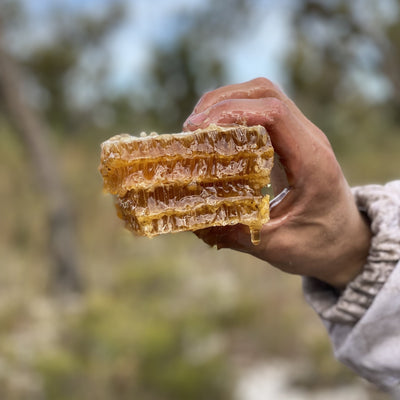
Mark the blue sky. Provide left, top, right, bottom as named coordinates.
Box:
left=11, top=0, right=399, bottom=107
left=19, top=0, right=293, bottom=92
left=108, top=0, right=293, bottom=88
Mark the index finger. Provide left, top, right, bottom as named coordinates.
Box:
left=186, top=77, right=312, bottom=130
left=184, top=97, right=305, bottom=186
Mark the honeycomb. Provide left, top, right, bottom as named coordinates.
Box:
left=99, top=124, right=274, bottom=245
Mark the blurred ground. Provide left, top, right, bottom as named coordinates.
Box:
left=1, top=125, right=394, bottom=398
left=1, top=0, right=399, bottom=398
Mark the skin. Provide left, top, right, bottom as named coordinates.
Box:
left=183, top=77, right=371, bottom=289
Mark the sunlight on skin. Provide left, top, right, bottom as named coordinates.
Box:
left=185, top=78, right=372, bottom=289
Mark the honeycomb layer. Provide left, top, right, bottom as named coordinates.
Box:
left=100, top=125, right=273, bottom=196
left=99, top=124, right=274, bottom=245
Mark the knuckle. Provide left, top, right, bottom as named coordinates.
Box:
left=251, top=77, right=278, bottom=92
left=263, top=97, right=287, bottom=124
left=201, top=89, right=214, bottom=102
left=250, top=77, right=284, bottom=101
left=251, top=76, right=271, bottom=87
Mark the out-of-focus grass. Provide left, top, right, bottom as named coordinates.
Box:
left=0, top=123, right=395, bottom=399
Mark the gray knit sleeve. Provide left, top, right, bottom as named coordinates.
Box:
left=303, top=180, right=400, bottom=324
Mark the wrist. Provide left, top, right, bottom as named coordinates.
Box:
left=318, top=207, right=372, bottom=290
left=304, top=181, right=400, bottom=324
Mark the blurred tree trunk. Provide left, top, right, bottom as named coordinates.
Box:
left=0, top=28, right=84, bottom=294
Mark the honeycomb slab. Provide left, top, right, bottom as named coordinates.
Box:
left=99, top=124, right=274, bottom=244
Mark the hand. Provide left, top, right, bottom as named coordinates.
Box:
left=183, top=78, right=371, bottom=289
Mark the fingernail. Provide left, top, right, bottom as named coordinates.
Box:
left=186, top=112, right=207, bottom=128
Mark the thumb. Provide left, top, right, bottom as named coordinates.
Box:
left=184, top=97, right=308, bottom=188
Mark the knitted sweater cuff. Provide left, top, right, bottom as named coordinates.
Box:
left=304, top=182, right=400, bottom=324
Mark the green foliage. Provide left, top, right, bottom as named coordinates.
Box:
left=0, top=122, right=384, bottom=398
left=14, top=1, right=126, bottom=130
left=285, top=0, right=400, bottom=185
left=141, top=0, right=254, bottom=132
left=1, top=1, right=398, bottom=399
left=286, top=4, right=400, bottom=122
left=35, top=260, right=235, bottom=400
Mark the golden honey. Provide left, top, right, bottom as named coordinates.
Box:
left=99, top=124, right=274, bottom=244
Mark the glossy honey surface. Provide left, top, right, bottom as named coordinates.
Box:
left=99, top=125, right=274, bottom=244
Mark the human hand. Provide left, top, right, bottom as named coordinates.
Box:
left=183, top=78, right=371, bottom=289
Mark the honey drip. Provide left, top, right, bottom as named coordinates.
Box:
left=250, top=228, right=261, bottom=246
left=99, top=124, right=274, bottom=245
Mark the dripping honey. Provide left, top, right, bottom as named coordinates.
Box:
left=99, top=124, right=274, bottom=245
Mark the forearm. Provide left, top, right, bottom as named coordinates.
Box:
left=304, top=181, right=400, bottom=389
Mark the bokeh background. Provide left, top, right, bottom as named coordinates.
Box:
left=1, top=0, right=399, bottom=399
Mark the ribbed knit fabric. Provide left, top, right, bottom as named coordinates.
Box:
left=304, top=181, right=400, bottom=324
